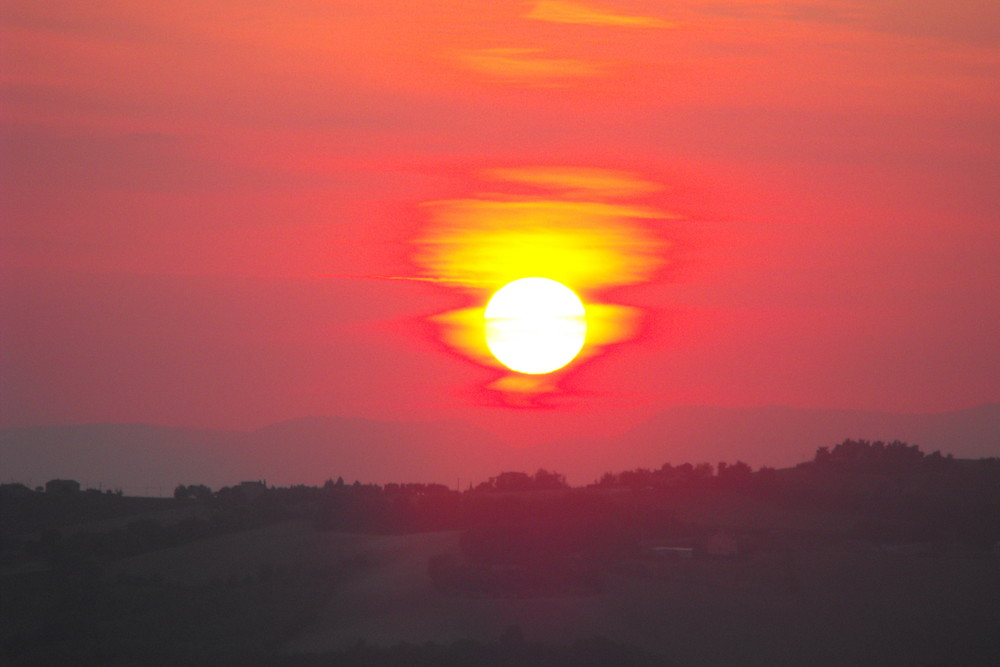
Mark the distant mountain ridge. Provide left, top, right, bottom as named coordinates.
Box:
left=2, top=404, right=996, bottom=493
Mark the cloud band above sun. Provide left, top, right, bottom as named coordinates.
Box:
left=415, top=167, right=672, bottom=292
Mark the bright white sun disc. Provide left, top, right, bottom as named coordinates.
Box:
left=484, top=277, right=586, bottom=374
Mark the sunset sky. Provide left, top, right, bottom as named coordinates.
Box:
left=2, top=0, right=998, bottom=445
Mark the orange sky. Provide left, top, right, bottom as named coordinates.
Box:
left=2, top=1, right=998, bottom=443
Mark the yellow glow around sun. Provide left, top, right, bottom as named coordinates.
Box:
left=412, top=166, right=674, bottom=395
left=485, top=278, right=586, bottom=374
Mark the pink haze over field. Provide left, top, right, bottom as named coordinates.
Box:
left=2, top=1, right=998, bottom=450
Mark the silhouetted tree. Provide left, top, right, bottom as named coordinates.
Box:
left=718, top=460, right=753, bottom=488
left=533, top=469, right=568, bottom=490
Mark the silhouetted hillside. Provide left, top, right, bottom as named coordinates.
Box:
left=532, top=404, right=1000, bottom=482
left=3, top=438, right=1000, bottom=666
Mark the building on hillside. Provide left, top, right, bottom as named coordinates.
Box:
left=645, top=546, right=695, bottom=560
left=238, top=480, right=267, bottom=501
left=491, top=472, right=533, bottom=492
left=45, top=479, right=81, bottom=494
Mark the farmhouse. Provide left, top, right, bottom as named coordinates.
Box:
left=45, top=479, right=81, bottom=494
left=238, top=480, right=267, bottom=501
left=645, top=546, right=694, bottom=560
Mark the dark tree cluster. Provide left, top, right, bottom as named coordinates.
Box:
left=474, top=469, right=568, bottom=492
left=172, top=484, right=212, bottom=501
left=789, top=440, right=1000, bottom=546
left=810, top=438, right=948, bottom=472
left=592, top=460, right=759, bottom=492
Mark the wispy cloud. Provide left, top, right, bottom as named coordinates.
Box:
left=482, top=166, right=663, bottom=199
left=525, top=0, right=673, bottom=28
left=457, top=48, right=602, bottom=83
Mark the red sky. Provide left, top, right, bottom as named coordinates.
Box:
left=2, top=0, right=998, bottom=445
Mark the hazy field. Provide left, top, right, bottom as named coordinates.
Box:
left=109, top=519, right=1000, bottom=666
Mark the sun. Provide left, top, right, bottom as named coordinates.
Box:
left=484, top=277, right=587, bottom=374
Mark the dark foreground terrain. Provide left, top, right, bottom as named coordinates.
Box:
left=3, top=440, right=999, bottom=666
